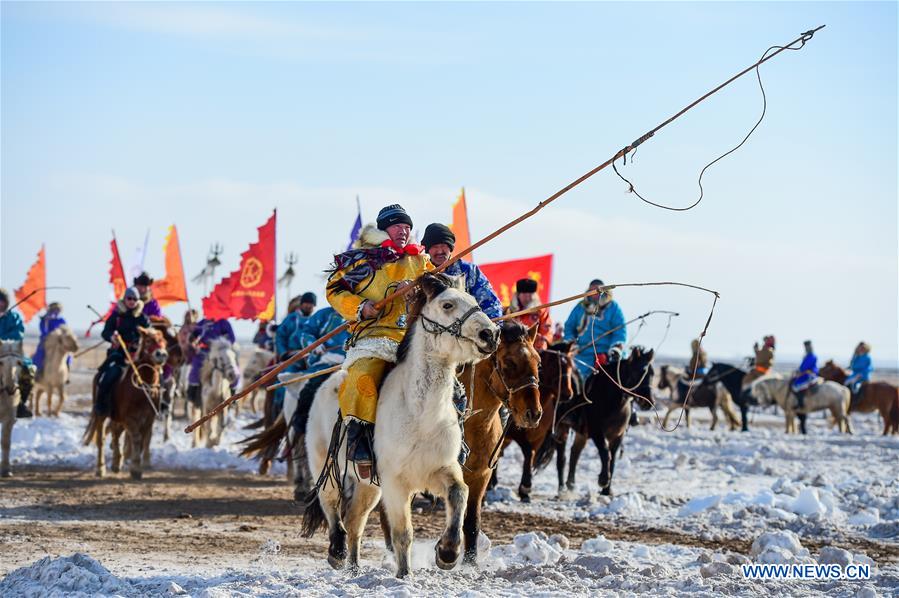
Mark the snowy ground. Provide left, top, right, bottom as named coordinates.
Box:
left=1, top=388, right=897, bottom=597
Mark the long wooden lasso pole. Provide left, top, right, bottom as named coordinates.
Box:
left=185, top=27, right=821, bottom=434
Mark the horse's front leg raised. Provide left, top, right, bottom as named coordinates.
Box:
left=517, top=440, right=534, bottom=503
left=434, top=466, right=468, bottom=571
left=382, top=484, right=414, bottom=578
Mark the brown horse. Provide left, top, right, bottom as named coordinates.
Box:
left=819, top=360, right=899, bottom=435
left=83, top=327, right=168, bottom=479
left=151, top=318, right=185, bottom=443
left=457, top=320, right=545, bottom=564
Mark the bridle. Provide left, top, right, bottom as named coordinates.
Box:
left=486, top=354, right=538, bottom=408
left=420, top=305, right=484, bottom=345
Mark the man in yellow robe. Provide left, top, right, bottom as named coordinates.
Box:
left=326, top=204, right=432, bottom=477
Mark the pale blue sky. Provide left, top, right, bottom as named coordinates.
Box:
left=2, top=2, right=896, bottom=365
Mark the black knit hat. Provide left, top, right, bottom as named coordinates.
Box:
left=0, top=288, right=9, bottom=305
left=589, top=279, right=604, bottom=287
left=376, top=204, right=413, bottom=231
left=421, top=223, right=455, bottom=251
left=133, top=271, right=154, bottom=286
left=301, top=291, right=317, bottom=306
left=516, top=278, right=538, bottom=293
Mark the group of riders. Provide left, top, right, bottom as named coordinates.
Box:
left=0, top=203, right=879, bottom=455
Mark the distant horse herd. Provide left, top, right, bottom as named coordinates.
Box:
left=0, top=275, right=897, bottom=577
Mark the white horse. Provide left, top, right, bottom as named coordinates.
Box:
left=750, top=374, right=852, bottom=434
left=195, top=338, right=239, bottom=448
left=32, top=325, right=79, bottom=417
left=241, top=347, right=274, bottom=414
left=0, top=341, right=24, bottom=477
left=304, top=273, right=500, bottom=577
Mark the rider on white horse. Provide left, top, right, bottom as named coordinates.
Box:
left=792, top=340, right=819, bottom=410
left=325, top=204, right=432, bottom=479
left=0, top=289, right=34, bottom=419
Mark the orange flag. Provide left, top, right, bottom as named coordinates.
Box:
left=152, top=225, right=189, bottom=306
left=14, top=246, right=47, bottom=323
left=203, top=211, right=276, bottom=321
left=478, top=254, right=553, bottom=308
left=449, top=188, right=473, bottom=260
left=109, top=235, right=127, bottom=300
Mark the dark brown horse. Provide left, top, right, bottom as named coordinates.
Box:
left=83, top=327, right=168, bottom=479
left=819, top=360, right=899, bottom=435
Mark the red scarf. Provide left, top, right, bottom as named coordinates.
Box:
left=381, top=239, right=423, bottom=255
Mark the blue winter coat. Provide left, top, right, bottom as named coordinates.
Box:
left=275, top=312, right=308, bottom=357
left=292, top=307, right=350, bottom=372
left=442, top=261, right=503, bottom=320
left=848, top=353, right=872, bottom=383
left=792, top=352, right=819, bottom=390
left=564, top=300, right=626, bottom=379
left=0, top=311, right=25, bottom=341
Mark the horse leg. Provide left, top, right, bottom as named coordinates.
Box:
left=487, top=467, right=498, bottom=491
left=709, top=403, right=718, bottom=431
left=32, top=388, right=42, bottom=417
left=110, top=425, right=123, bottom=473
left=141, top=427, right=152, bottom=469
left=1, top=415, right=12, bottom=477
left=554, top=428, right=569, bottom=495
left=382, top=483, right=414, bottom=578
left=54, top=385, right=66, bottom=417
left=567, top=431, right=588, bottom=491
left=798, top=413, right=808, bottom=435
left=318, top=483, right=348, bottom=570
left=129, top=426, right=145, bottom=480
left=292, top=435, right=313, bottom=501
left=740, top=403, right=750, bottom=432
left=95, top=417, right=107, bottom=477
left=602, top=435, right=624, bottom=497
left=685, top=407, right=691, bottom=428
left=517, top=440, right=534, bottom=503
left=592, top=429, right=612, bottom=493
left=344, top=482, right=381, bottom=573
left=379, top=503, right=393, bottom=552
left=463, top=470, right=491, bottom=565
left=433, top=465, right=468, bottom=571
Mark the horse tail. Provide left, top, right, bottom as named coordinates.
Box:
left=243, top=416, right=266, bottom=430
left=301, top=491, right=327, bottom=538
left=533, top=430, right=559, bottom=472
left=82, top=412, right=101, bottom=446
left=239, top=413, right=286, bottom=459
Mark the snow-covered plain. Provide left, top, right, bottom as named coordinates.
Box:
left=1, top=400, right=897, bottom=597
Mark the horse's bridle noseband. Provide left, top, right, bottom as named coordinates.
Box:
left=420, top=305, right=482, bottom=340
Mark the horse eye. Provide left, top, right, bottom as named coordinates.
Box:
left=442, top=302, right=453, bottom=310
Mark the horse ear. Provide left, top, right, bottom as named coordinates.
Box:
left=644, top=348, right=654, bottom=361
left=420, top=273, right=449, bottom=300
left=526, top=322, right=539, bottom=343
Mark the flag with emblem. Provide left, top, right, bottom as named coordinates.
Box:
left=478, top=254, right=553, bottom=307
left=202, top=211, right=276, bottom=320
left=14, top=245, right=47, bottom=323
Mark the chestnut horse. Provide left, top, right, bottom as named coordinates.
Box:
left=83, top=327, right=168, bottom=479
left=457, top=320, right=544, bottom=564
left=819, top=360, right=899, bottom=435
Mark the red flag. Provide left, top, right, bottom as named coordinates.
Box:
left=14, top=246, right=47, bottom=323
left=449, top=188, right=473, bottom=260
left=479, top=254, right=553, bottom=307
left=109, top=235, right=127, bottom=300
left=152, top=225, right=189, bottom=306
left=202, top=212, right=276, bottom=321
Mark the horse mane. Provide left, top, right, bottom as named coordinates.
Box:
left=500, top=320, right=528, bottom=345
left=547, top=340, right=573, bottom=353
left=396, top=272, right=457, bottom=364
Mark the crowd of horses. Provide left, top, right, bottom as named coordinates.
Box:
left=0, top=273, right=897, bottom=576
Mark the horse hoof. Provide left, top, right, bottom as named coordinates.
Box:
left=519, top=494, right=531, bottom=503
left=95, top=469, right=106, bottom=478
left=435, top=541, right=460, bottom=570
left=600, top=487, right=612, bottom=497
left=130, top=469, right=143, bottom=481
left=463, top=550, right=478, bottom=567
left=395, top=568, right=411, bottom=579
left=327, top=554, right=345, bottom=570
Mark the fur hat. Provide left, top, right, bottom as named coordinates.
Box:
left=133, top=271, right=154, bottom=286
left=0, top=288, right=9, bottom=306
left=376, top=204, right=413, bottom=231
left=589, top=279, right=604, bottom=288
left=421, top=223, right=455, bottom=251
left=516, top=278, right=538, bottom=294
left=124, top=287, right=140, bottom=300
left=301, top=291, right=317, bottom=306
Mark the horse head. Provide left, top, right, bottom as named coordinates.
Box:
left=410, top=272, right=499, bottom=363
left=749, top=374, right=782, bottom=407
left=657, top=363, right=677, bottom=391
left=818, top=360, right=846, bottom=384
left=625, top=347, right=655, bottom=402
left=53, top=325, right=80, bottom=354
left=491, top=321, right=542, bottom=428
left=137, top=327, right=168, bottom=366
left=0, top=341, right=22, bottom=397
left=208, top=337, right=239, bottom=385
